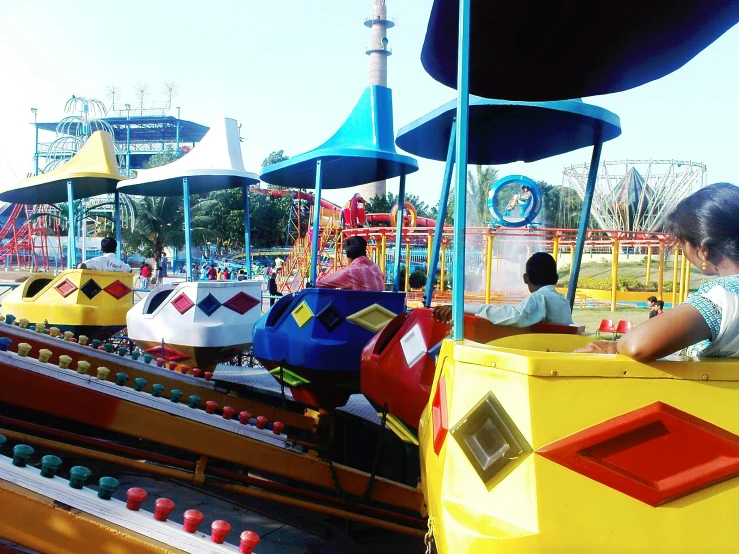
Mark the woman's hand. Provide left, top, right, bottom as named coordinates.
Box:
left=574, top=340, right=618, bottom=355
left=432, top=305, right=453, bottom=324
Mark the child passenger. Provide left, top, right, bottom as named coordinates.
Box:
left=433, top=252, right=573, bottom=327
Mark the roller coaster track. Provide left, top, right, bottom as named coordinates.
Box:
left=0, top=204, right=53, bottom=270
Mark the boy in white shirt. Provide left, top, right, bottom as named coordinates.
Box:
left=78, top=237, right=132, bottom=273
left=433, top=252, right=572, bottom=327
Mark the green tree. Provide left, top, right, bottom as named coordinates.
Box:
left=261, top=150, right=290, bottom=168
left=144, top=146, right=184, bottom=169
left=445, top=165, right=499, bottom=225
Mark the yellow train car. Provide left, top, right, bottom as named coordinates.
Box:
left=419, top=334, right=739, bottom=553
left=2, top=269, right=133, bottom=339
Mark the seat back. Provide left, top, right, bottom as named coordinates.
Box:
left=616, top=320, right=633, bottom=334
left=598, top=319, right=615, bottom=332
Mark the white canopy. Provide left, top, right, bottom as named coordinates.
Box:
left=118, top=117, right=259, bottom=197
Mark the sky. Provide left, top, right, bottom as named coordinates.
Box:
left=0, top=1, right=737, bottom=209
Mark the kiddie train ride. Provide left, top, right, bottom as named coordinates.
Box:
left=411, top=1, right=739, bottom=553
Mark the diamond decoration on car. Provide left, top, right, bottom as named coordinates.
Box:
left=452, top=390, right=532, bottom=486
left=104, top=280, right=133, bottom=300
left=315, top=303, right=344, bottom=332
left=537, top=402, right=739, bottom=506
left=80, top=279, right=102, bottom=300
left=400, top=323, right=427, bottom=368
left=346, top=303, right=396, bottom=333
left=171, top=292, right=195, bottom=314
left=197, top=293, right=222, bottom=317
left=54, top=278, right=78, bottom=298
left=291, top=301, right=314, bottom=328
left=432, top=375, right=448, bottom=456
left=223, top=291, right=260, bottom=315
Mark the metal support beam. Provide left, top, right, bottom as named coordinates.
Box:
left=567, top=137, right=603, bottom=310
left=392, top=173, right=406, bottom=292
left=114, top=191, right=122, bottom=259
left=424, top=119, right=456, bottom=307
left=66, top=180, right=75, bottom=269
left=452, top=0, right=471, bottom=341
left=310, top=160, right=322, bottom=286
left=243, top=183, right=252, bottom=279
left=182, top=177, right=192, bottom=281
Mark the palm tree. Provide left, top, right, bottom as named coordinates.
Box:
left=446, top=165, right=499, bottom=225
left=123, top=196, right=185, bottom=282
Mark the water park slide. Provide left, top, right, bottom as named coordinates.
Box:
left=365, top=212, right=437, bottom=228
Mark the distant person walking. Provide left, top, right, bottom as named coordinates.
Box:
left=268, top=270, right=282, bottom=307
left=274, top=256, right=284, bottom=273
left=207, top=264, right=218, bottom=281
left=140, top=264, right=150, bottom=289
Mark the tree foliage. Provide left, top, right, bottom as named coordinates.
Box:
left=261, top=150, right=290, bottom=168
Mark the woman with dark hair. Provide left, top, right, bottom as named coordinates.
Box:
left=577, top=182, right=739, bottom=360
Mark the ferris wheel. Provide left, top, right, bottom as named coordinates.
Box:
left=562, top=159, right=707, bottom=231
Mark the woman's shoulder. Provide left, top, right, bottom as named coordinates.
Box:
left=694, top=274, right=739, bottom=296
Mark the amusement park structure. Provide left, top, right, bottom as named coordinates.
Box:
left=0, top=1, right=737, bottom=553
left=563, top=159, right=707, bottom=232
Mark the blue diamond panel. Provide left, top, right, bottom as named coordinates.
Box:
left=80, top=279, right=102, bottom=300
left=197, top=293, right=222, bottom=317
left=316, top=303, right=345, bottom=332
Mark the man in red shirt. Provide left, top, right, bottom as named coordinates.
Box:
left=207, top=264, right=218, bottom=281
left=316, top=236, right=385, bottom=291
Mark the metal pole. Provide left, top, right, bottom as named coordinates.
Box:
left=405, top=242, right=411, bottom=292
left=126, top=106, right=131, bottom=176
left=484, top=233, right=493, bottom=304
left=32, top=109, right=39, bottom=176
left=66, top=180, right=75, bottom=269
left=658, top=241, right=665, bottom=299
left=182, top=177, right=192, bottom=281
left=310, top=160, right=322, bottom=286
left=566, top=138, right=603, bottom=310
left=451, top=0, right=471, bottom=341
left=611, top=237, right=619, bottom=311
left=176, top=107, right=181, bottom=151
left=424, top=119, right=456, bottom=307
left=243, top=183, right=252, bottom=279
left=114, top=191, right=122, bottom=258
left=392, top=173, right=406, bottom=292
left=671, top=248, right=679, bottom=308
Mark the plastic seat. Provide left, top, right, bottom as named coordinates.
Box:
left=615, top=320, right=633, bottom=336
left=596, top=319, right=615, bottom=338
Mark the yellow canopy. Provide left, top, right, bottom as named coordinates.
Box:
left=0, top=131, right=127, bottom=204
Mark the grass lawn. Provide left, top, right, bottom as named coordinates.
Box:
left=573, top=306, right=651, bottom=337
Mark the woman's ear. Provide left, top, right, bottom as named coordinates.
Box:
left=698, top=244, right=712, bottom=265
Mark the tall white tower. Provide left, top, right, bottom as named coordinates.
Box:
left=360, top=0, right=394, bottom=202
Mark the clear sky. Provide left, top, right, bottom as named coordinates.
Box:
left=0, top=1, right=737, bottom=209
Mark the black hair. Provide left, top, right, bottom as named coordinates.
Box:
left=344, top=236, right=368, bottom=259
left=647, top=296, right=657, bottom=303
left=656, top=300, right=665, bottom=309
left=101, top=237, right=117, bottom=253
left=525, top=252, right=558, bottom=286
left=664, top=183, right=739, bottom=264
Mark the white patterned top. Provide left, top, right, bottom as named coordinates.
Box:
left=684, top=274, right=739, bottom=357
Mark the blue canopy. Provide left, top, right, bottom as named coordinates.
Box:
left=421, top=0, right=739, bottom=100
left=396, top=97, right=621, bottom=163
left=260, top=86, right=418, bottom=189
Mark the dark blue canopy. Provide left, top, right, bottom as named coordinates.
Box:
left=421, top=0, right=739, bottom=100
left=396, top=97, right=621, bottom=163
left=260, top=86, right=418, bottom=189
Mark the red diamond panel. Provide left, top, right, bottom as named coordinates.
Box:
left=171, top=292, right=195, bottom=314
left=537, top=402, right=739, bottom=506
left=432, top=375, right=448, bottom=456
left=55, top=279, right=78, bottom=298
left=103, top=280, right=132, bottom=300
left=144, top=345, right=189, bottom=362
left=223, top=291, right=260, bottom=315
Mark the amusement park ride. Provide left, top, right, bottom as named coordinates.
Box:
left=0, top=1, right=736, bottom=553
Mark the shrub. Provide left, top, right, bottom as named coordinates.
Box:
left=409, top=269, right=427, bottom=289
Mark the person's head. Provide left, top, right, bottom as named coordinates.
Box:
left=100, top=237, right=117, bottom=254
left=523, top=252, right=558, bottom=292
left=656, top=300, right=665, bottom=310
left=522, top=185, right=530, bottom=193
left=647, top=295, right=657, bottom=307
left=344, top=236, right=368, bottom=260
left=665, top=183, right=739, bottom=275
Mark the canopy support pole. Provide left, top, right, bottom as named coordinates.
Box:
left=424, top=119, right=456, bottom=307
left=567, top=137, right=603, bottom=310
left=392, top=172, right=407, bottom=292
left=182, top=177, right=192, bottom=282
left=243, top=183, right=252, bottom=279
left=452, top=0, right=471, bottom=342
left=66, top=180, right=75, bottom=269
left=114, top=191, right=122, bottom=259
left=310, top=160, right=322, bottom=287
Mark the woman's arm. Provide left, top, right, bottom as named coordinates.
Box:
left=576, top=303, right=711, bottom=361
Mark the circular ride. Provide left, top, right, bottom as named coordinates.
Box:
left=487, top=174, right=542, bottom=227
left=416, top=2, right=739, bottom=553
left=389, top=200, right=418, bottom=228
